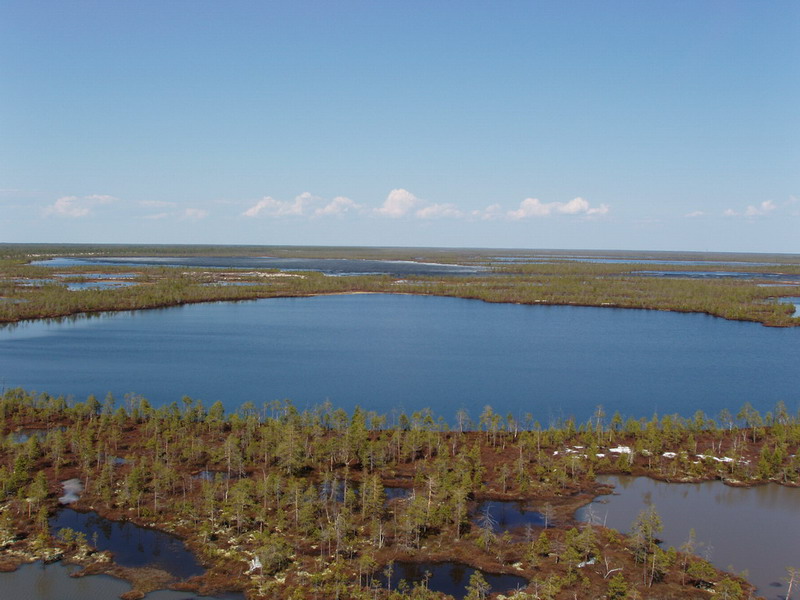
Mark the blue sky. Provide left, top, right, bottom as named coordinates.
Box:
left=2, top=1, right=798, bottom=252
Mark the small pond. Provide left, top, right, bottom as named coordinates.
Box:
left=0, top=561, right=243, bottom=600
left=193, top=470, right=234, bottom=481
left=777, top=297, right=800, bottom=317
left=49, top=509, right=203, bottom=580
left=476, top=500, right=547, bottom=533
left=10, top=427, right=65, bottom=444
left=379, top=561, right=528, bottom=599
left=318, top=479, right=411, bottom=503
left=575, top=475, right=800, bottom=599
left=65, top=281, right=138, bottom=291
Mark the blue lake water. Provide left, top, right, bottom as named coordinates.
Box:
left=0, top=294, right=798, bottom=422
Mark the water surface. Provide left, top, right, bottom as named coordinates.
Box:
left=1, top=295, right=798, bottom=422
left=0, top=561, right=243, bottom=600
left=50, top=509, right=203, bottom=580
left=379, top=561, right=527, bottom=599
left=576, top=475, right=800, bottom=599
left=476, top=501, right=547, bottom=532
left=34, top=256, right=484, bottom=277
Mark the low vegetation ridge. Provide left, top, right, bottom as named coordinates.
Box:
left=1, top=244, right=799, bottom=327
left=2, top=388, right=798, bottom=599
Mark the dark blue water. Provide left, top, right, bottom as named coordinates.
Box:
left=476, top=501, right=547, bottom=532
left=1, top=295, right=798, bottom=422
left=50, top=509, right=203, bottom=580
left=379, top=561, right=527, bottom=599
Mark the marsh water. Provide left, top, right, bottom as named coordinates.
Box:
left=33, top=256, right=486, bottom=277
left=476, top=501, right=547, bottom=532
left=777, top=296, right=800, bottom=317
left=49, top=509, right=203, bottom=580
left=1, top=294, right=798, bottom=422
left=379, top=561, right=528, bottom=599
left=3, top=561, right=243, bottom=600
left=2, top=509, right=242, bottom=599
left=575, top=475, right=800, bottom=599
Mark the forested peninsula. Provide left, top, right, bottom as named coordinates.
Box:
left=1, top=244, right=799, bottom=327
left=2, top=388, right=799, bottom=599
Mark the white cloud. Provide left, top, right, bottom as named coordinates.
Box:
left=744, top=200, right=776, bottom=217
left=376, top=188, right=422, bottom=218
left=314, top=196, right=361, bottom=217
left=43, top=194, right=117, bottom=218
left=471, top=204, right=504, bottom=221
left=685, top=211, right=705, bottom=218
left=508, top=198, right=552, bottom=219
left=243, top=193, right=320, bottom=218
left=416, top=203, right=463, bottom=219
left=724, top=200, right=778, bottom=218
left=182, top=208, right=209, bottom=220
left=507, top=197, right=608, bottom=220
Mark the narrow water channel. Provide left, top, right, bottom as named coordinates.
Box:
left=576, top=475, right=800, bottom=599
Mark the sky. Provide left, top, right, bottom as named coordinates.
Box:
left=1, top=1, right=798, bottom=252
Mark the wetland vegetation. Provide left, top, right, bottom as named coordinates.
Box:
left=2, top=388, right=799, bottom=599
left=1, top=244, right=799, bottom=327
left=1, top=244, right=798, bottom=599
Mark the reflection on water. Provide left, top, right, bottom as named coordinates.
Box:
left=476, top=501, right=547, bottom=532
left=2, top=295, right=799, bottom=421
left=11, top=427, right=65, bottom=444
left=0, top=561, right=243, bottom=600
left=49, top=509, right=203, bottom=580
left=576, top=476, right=800, bottom=599
left=379, top=561, right=528, bottom=600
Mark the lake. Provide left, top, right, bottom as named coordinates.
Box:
left=0, top=294, right=798, bottom=422
left=575, top=475, right=800, bottom=599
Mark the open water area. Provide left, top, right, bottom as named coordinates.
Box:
left=32, top=256, right=486, bottom=277
left=4, top=561, right=244, bottom=600
left=378, top=561, right=528, bottom=599
left=1, top=292, right=798, bottom=598
left=49, top=509, right=204, bottom=580
left=0, top=294, right=797, bottom=422
left=576, top=475, right=800, bottom=599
